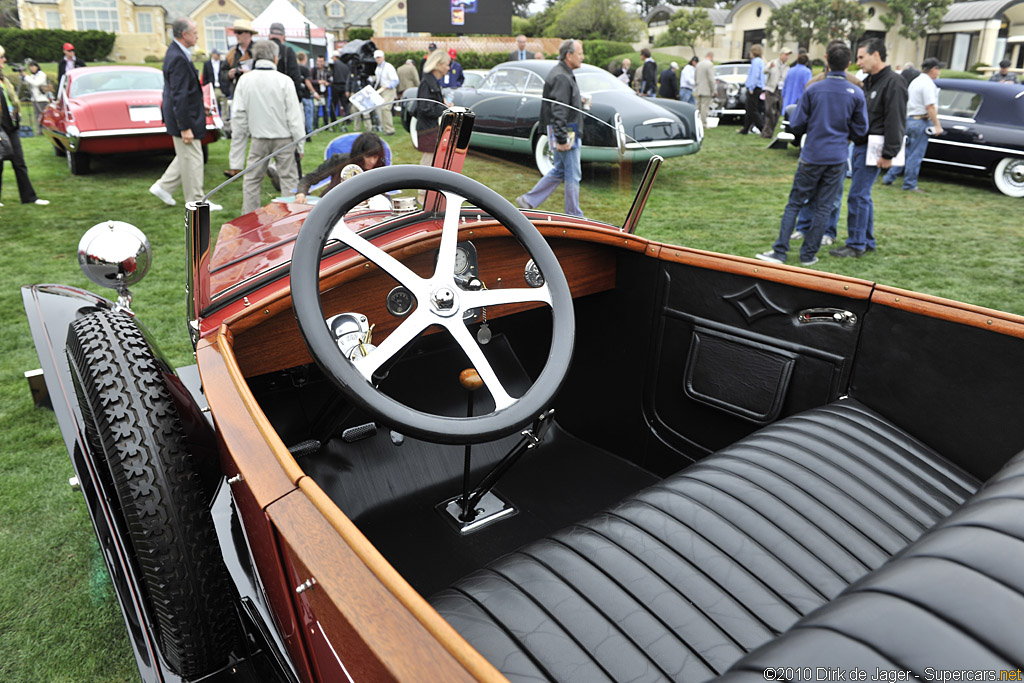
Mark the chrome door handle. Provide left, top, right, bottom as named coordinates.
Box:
left=798, top=308, right=857, bottom=325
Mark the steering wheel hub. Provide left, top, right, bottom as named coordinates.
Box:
left=430, top=286, right=458, bottom=315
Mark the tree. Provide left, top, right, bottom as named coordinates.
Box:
left=654, top=8, right=716, bottom=57
left=545, top=0, right=646, bottom=43
left=0, top=0, right=19, bottom=28
left=766, top=0, right=865, bottom=50
left=880, top=0, right=952, bottom=63
left=512, top=0, right=533, bottom=17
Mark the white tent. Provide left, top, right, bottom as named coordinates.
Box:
left=250, top=0, right=327, bottom=44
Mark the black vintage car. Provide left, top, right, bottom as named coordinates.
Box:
left=775, top=77, right=1024, bottom=196
left=403, top=61, right=702, bottom=175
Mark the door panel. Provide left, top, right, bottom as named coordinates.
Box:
left=644, top=262, right=868, bottom=467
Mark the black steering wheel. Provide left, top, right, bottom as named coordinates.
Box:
left=291, top=165, right=575, bottom=444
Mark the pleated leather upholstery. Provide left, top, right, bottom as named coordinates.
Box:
left=430, top=400, right=982, bottom=682
left=721, top=450, right=1024, bottom=679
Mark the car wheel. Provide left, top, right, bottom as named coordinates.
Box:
left=66, top=310, right=237, bottom=678
left=67, top=150, right=90, bottom=175
left=992, top=157, right=1024, bottom=198
left=409, top=115, right=419, bottom=149
left=533, top=134, right=554, bottom=176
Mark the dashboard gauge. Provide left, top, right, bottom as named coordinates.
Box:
left=454, top=246, right=470, bottom=275
left=386, top=286, right=415, bottom=317
left=524, top=259, right=545, bottom=288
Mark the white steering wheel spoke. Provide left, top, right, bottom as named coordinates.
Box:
left=330, top=216, right=423, bottom=291
left=432, top=191, right=468, bottom=281
left=444, top=320, right=516, bottom=411
left=351, top=308, right=431, bottom=380
left=462, top=284, right=552, bottom=310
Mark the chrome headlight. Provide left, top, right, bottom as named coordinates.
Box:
left=78, top=221, right=151, bottom=311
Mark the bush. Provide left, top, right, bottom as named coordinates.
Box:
left=144, top=54, right=162, bottom=63
left=968, top=62, right=989, bottom=74
left=383, top=50, right=536, bottom=72
left=348, top=27, right=374, bottom=41
left=582, top=40, right=633, bottom=69
left=0, top=29, right=116, bottom=62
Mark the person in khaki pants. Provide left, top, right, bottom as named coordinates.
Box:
left=231, top=40, right=306, bottom=214
left=694, top=52, right=716, bottom=126
left=373, top=49, right=399, bottom=135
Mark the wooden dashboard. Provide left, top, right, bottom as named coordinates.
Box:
left=227, top=224, right=618, bottom=378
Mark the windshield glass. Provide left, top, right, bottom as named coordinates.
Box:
left=202, top=67, right=701, bottom=304
left=69, top=69, right=164, bottom=97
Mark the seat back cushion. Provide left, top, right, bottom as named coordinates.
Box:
left=720, top=450, right=1024, bottom=679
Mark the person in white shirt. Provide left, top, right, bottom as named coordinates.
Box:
left=21, top=61, right=51, bottom=134
left=679, top=56, right=697, bottom=104
left=231, top=40, right=306, bottom=214
left=882, top=57, right=944, bottom=192
left=373, top=49, right=399, bottom=136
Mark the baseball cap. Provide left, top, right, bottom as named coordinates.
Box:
left=373, top=49, right=384, bottom=59
left=670, top=61, right=679, bottom=69
left=921, top=57, right=946, bottom=71
left=448, top=48, right=457, bottom=59
left=269, top=22, right=286, bottom=36
left=63, top=42, right=75, bottom=51
left=780, top=48, right=792, bottom=55
left=428, top=42, right=437, bottom=51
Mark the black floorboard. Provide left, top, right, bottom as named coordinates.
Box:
left=354, top=423, right=660, bottom=596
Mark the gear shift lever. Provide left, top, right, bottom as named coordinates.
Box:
left=458, top=368, right=483, bottom=521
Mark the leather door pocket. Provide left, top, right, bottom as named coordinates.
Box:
left=683, top=327, right=795, bottom=424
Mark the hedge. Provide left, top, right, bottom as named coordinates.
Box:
left=383, top=50, right=552, bottom=71
left=348, top=27, right=374, bottom=41
left=581, top=40, right=633, bottom=71
left=0, top=29, right=116, bottom=62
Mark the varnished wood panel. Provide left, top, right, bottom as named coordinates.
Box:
left=231, top=232, right=616, bottom=377
left=872, top=285, right=1024, bottom=339
left=270, top=488, right=505, bottom=682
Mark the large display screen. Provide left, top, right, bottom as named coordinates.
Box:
left=407, top=0, right=513, bottom=34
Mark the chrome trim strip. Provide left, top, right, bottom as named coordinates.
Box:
left=937, top=114, right=977, bottom=124
left=624, top=139, right=696, bottom=149
left=622, top=155, right=663, bottom=234
left=186, top=202, right=212, bottom=348
left=79, top=126, right=166, bottom=137
left=641, top=117, right=676, bottom=125
left=924, top=157, right=987, bottom=170
left=929, top=138, right=1024, bottom=156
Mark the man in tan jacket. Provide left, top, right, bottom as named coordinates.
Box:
left=694, top=52, right=716, bottom=126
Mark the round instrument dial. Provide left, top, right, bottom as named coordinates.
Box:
left=454, top=246, right=470, bottom=275
left=524, top=259, right=545, bottom=288
left=386, top=286, right=415, bottom=317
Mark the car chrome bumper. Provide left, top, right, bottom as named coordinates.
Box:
left=581, top=141, right=700, bottom=163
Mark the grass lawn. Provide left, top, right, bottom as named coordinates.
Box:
left=1, top=119, right=1021, bottom=681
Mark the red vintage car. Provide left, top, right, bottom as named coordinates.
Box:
left=40, top=65, right=221, bottom=175
left=21, top=105, right=1024, bottom=682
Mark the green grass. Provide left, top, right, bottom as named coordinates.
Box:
left=2, top=121, right=1022, bottom=681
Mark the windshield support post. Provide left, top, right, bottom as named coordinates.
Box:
left=621, top=155, right=663, bottom=234
left=186, top=201, right=212, bottom=349
left=422, top=107, right=476, bottom=214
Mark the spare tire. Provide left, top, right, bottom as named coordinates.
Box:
left=66, top=309, right=237, bottom=678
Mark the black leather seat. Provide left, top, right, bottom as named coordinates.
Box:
left=431, top=399, right=996, bottom=682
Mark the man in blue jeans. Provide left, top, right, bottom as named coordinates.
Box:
left=831, top=37, right=907, bottom=258
left=755, top=43, right=867, bottom=266
left=883, top=57, right=944, bottom=191
left=516, top=39, right=585, bottom=218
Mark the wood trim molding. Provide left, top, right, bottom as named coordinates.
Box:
left=871, top=285, right=1024, bottom=339
left=271, top=486, right=507, bottom=682
left=658, top=246, right=875, bottom=300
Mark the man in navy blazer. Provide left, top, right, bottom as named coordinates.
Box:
left=150, top=17, right=220, bottom=210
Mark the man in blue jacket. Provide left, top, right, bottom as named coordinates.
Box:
left=755, top=43, right=867, bottom=265
left=516, top=39, right=585, bottom=217
left=150, top=17, right=220, bottom=210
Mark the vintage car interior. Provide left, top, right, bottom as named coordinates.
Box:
left=209, top=113, right=1024, bottom=678
left=27, top=105, right=1024, bottom=682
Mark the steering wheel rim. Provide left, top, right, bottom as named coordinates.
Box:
left=291, top=165, right=575, bottom=444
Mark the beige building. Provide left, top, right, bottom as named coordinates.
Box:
left=16, top=0, right=420, bottom=63
left=645, top=0, right=1024, bottom=71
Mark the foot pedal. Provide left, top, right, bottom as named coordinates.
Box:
left=288, top=439, right=321, bottom=458
left=342, top=422, right=377, bottom=443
